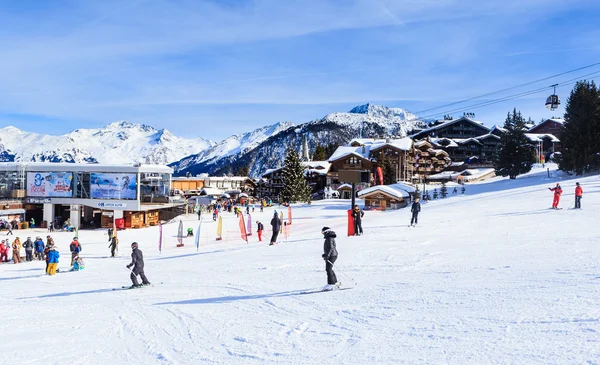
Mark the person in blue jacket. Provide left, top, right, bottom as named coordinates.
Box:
left=47, top=246, right=60, bottom=275
left=34, top=236, right=45, bottom=261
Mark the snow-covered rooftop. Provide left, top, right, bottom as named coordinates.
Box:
left=328, top=146, right=371, bottom=162
left=429, top=137, right=459, bottom=148
left=524, top=133, right=560, bottom=143
left=357, top=184, right=412, bottom=200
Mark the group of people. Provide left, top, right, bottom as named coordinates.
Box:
left=548, top=182, right=584, bottom=209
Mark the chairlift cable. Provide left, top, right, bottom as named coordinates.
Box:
left=414, top=61, right=600, bottom=115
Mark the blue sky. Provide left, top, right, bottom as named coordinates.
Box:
left=1, top=0, right=599, bottom=141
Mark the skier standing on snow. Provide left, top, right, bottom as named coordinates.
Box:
left=23, top=237, right=34, bottom=262
left=549, top=183, right=563, bottom=209
left=12, top=239, right=21, bottom=264
left=69, top=237, right=82, bottom=265
left=0, top=240, right=8, bottom=262
left=126, top=242, right=151, bottom=288
left=270, top=212, right=282, bottom=246
left=6, top=222, right=13, bottom=236
left=109, top=236, right=119, bottom=257
left=410, top=198, right=421, bottom=226
left=321, top=227, right=339, bottom=290
left=257, top=221, right=264, bottom=242
left=351, top=205, right=364, bottom=236
left=34, top=237, right=45, bottom=261
left=574, top=182, right=583, bottom=209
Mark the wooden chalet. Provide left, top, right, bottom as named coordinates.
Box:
left=412, top=116, right=491, bottom=140
left=527, top=118, right=564, bottom=139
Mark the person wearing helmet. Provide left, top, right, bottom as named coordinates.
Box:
left=269, top=211, right=282, bottom=246
left=321, top=227, right=340, bottom=290
left=549, top=183, right=563, bottom=209
left=126, top=242, right=151, bottom=288
left=69, top=237, right=82, bottom=266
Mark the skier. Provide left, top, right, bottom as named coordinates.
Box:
left=257, top=221, right=264, bottom=242
left=126, top=242, right=151, bottom=288
left=70, top=254, right=85, bottom=271
left=0, top=240, right=8, bottom=262
left=213, top=208, right=218, bottom=221
left=69, top=237, right=82, bottom=266
left=575, top=182, right=583, bottom=209
left=549, top=183, right=563, bottom=209
left=6, top=222, right=13, bottom=236
left=48, top=221, right=54, bottom=233
left=107, top=228, right=114, bottom=242
left=410, top=198, right=421, bottom=226
left=34, top=237, right=45, bottom=261
left=246, top=205, right=250, bottom=215
left=270, top=212, right=282, bottom=246
left=12, top=239, right=21, bottom=264
left=108, top=236, right=119, bottom=257
left=46, top=245, right=59, bottom=275
left=197, top=209, right=202, bottom=221
left=44, top=238, right=54, bottom=272
left=30, top=218, right=35, bottom=229
left=351, top=205, right=364, bottom=236
left=23, top=237, right=34, bottom=262
left=321, top=227, right=340, bottom=290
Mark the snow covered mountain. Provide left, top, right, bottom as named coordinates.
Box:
left=0, top=121, right=214, bottom=165
left=170, top=103, right=427, bottom=177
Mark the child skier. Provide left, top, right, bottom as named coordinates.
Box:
left=47, top=246, right=60, bottom=275
left=69, top=237, right=82, bottom=265
left=70, top=254, right=85, bottom=271
left=410, top=198, right=421, bottom=226
left=0, top=240, right=8, bottom=262
left=187, top=227, right=194, bottom=237
left=126, top=242, right=151, bottom=288
left=257, top=221, right=264, bottom=242
left=549, top=183, right=563, bottom=209
left=321, top=227, right=340, bottom=290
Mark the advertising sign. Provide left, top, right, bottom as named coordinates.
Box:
left=97, top=202, right=127, bottom=209
left=91, top=173, right=137, bottom=200
left=27, top=172, right=73, bottom=198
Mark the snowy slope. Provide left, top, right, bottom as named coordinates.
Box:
left=171, top=104, right=427, bottom=177
left=1, top=165, right=598, bottom=364
left=0, top=121, right=214, bottom=165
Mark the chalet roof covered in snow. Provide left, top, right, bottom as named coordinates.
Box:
left=336, top=183, right=353, bottom=190
left=328, top=145, right=372, bottom=162
left=429, top=137, right=459, bottom=148
left=411, top=116, right=488, bottom=138
left=368, top=137, right=413, bottom=152
left=357, top=183, right=413, bottom=200
left=524, top=133, right=560, bottom=143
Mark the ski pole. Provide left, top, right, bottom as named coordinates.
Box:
left=327, top=260, right=357, bottom=286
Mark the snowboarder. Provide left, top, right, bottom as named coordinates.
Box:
left=69, top=237, right=82, bottom=265
left=23, top=237, right=34, bottom=262
left=270, top=212, right=282, bottom=246
left=410, top=198, right=421, bottom=226
left=321, top=227, right=340, bottom=290
left=351, top=205, right=364, bottom=236
left=34, top=237, right=45, bottom=261
left=257, top=221, right=264, bottom=242
left=549, top=183, right=563, bottom=209
left=126, top=242, right=151, bottom=288
left=0, top=240, right=8, bottom=262
left=12, top=239, right=21, bottom=264
left=575, top=182, right=583, bottom=209
left=108, top=236, right=119, bottom=257
left=46, top=245, right=59, bottom=275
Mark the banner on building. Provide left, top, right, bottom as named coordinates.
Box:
left=90, top=173, right=137, bottom=200
left=27, top=172, right=73, bottom=197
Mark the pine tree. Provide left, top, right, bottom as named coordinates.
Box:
left=423, top=190, right=430, bottom=200
left=461, top=186, right=466, bottom=194
left=281, top=148, right=311, bottom=203
left=495, top=108, right=536, bottom=179
left=559, top=81, right=600, bottom=175
left=236, top=166, right=250, bottom=176
left=432, top=189, right=438, bottom=199
left=325, top=142, right=340, bottom=159
left=440, top=182, right=448, bottom=198
left=453, top=187, right=458, bottom=194
left=312, top=144, right=328, bottom=161
left=380, top=155, right=396, bottom=185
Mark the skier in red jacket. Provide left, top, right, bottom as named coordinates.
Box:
left=574, top=182, right=583, bottom=209
left=549, top=183, right=563, bottom=209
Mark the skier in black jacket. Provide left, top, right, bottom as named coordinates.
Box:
left=351, top=205, right=364, bottom=236
left=23, top=237, right=34, bottom=262
left=410, top=198, right=421, bottom=226
left=270, top=212, right=282, bottom=246
left=126, top=242, right=151, bottom=288
left=321, top=227, right=339, bottom=289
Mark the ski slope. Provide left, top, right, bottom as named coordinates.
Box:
left=1, top=165, right=599, bottom=364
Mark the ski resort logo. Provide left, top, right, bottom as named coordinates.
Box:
left=97, top=202, right=126, bottom=208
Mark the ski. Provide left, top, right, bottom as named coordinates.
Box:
left=299, top=287, right=354, bottom=295
left=112, top=282, right=162, bottom=291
